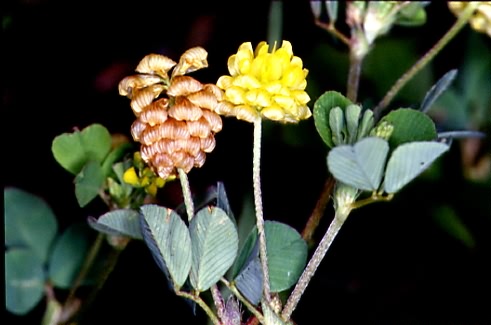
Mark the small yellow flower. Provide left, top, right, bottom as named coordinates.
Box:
left=123, top=167, right=140, bottom=186
left=122, top=153, right=173, bottom=196
left=216, top=41, right=311, bottom=123
left=449, top=1, right=491, bottom=37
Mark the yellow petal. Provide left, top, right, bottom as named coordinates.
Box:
left=227, top=54, right=239, bottom=76
left=225, top=86, right=246, bottom=105
left=146, top=183, right=158, bottom=196
left=260, top=105, right=285, bottom=121
left=272, top=95, right=296, bottom=112
left=217, top=75, right=233, bottom=89
left=293, top=90, right=311, bottom=105
left=232, top=75, right=261, bottom=89
left=254, top=41, right=269, bottom=56
left=245, top=89, right=272, bottom=107
left=280, top=40, right=293, bottom=56
left=282, top=66, right=305, bottom=88
left=123, top=167, right=140, bottom=186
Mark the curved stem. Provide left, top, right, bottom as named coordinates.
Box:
left=175, top=290, right=220, bottom=325
left=178, top=168, right=194, bottom=221
left=221, top=278, right=265, bottom=324
left=315, top=20, right=351, bottom=46
left=281, top=208, right=350, bottom=321
left=373, top=2, right=480, bottom=118
left=64, top=233, right=105, bottom=306
left=252, top=117, right=272, bottom=304
left=301, top=176, right=336, bottom=245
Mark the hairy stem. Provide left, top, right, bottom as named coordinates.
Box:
left=347, top=51, right=364, bottom=103
left=178, top=168, right=195, bottom=221
left=301, top=176, right=336, bottom=245
left=373, top=2, right=480, bottom=118
left=281, top=209, right=350, bottom=321
left=253, top=117, right=272, bottom=304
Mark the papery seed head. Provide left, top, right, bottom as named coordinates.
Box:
left=172, top=47, right=208, bottom=77
left=131, top=120, right=147, bottom=141
left=187, top=118, right=212, bottom=138
left=201, top=110, right=223, bottom=133
left=139, top=99, right=169, bottom=126
left=136, top=54, right=177, bottom=78
left=168, top=96, right=204, bottom=121
left=186, top=89, right=219, bottom=111
left=167, top=76, right=204, bottom=97
left=200, top=135, right=216, bottom=153
left=118, top=75, right=162, bottom=97
left=130, top=84, right=165, bottom=115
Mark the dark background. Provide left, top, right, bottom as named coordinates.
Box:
left=4, top=1, right=491, bottom=324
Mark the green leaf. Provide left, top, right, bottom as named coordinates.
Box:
left=52, top=123, right=112, bottom=175
left=380, top=108, right=437, bottom=148
left=313, top=91, right=353, bottom=148
left=48, top=222, right=94, bottom=288
left=140, top=205, right=192, bottom=288
left=345, top=104, right=362, bottom=143
left=101, top=142, right=133, bottom=178
left=384, top=141, right=449, bottom=194
left=4, top=187, right=58, bottom=262
left=235, top=221, right=307, bottom=295
left=5, top=249, right=46, bottom=315
left=88, top=209, right=142, bottom=239
left=190, top=207, right=238, bottom=292
left=234, top=254, right=262, bottom=305
left=264, top=221, right=307, bottom=292
left=420, top=69, right=458, bottom=113
left=75, top=161, right=105, bottom=207
left=327, top=137, right=389, bottom=191
left=432, top=206, right=476, bottom=249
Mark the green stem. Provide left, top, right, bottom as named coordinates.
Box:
left=281, top=208, right=350, bottom=321
left=221, top=278, right=265, bottom=324
left=253, top=117, right=272, bottom=304
left=373, top=2, right=480, bottom=118
left=64, top=246, right=123, bottom=324
left=178, top=168, right=194, bottom=221
left=301, top=176, right=336, bottom=246
left=63, top=233, right=105, bottom=307
left=175, top=290, right=221, bottom=325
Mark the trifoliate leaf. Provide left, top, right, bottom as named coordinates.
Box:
left=52, top=123, right=112, bottom=175
left=327, top=137, right=389, bottom=191
left=384, top=141, right=449, bottom=193
left=189, top=207, right=238, bottom=292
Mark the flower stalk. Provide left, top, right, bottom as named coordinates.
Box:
left=253, top=117, right=272, bottom=304
left=178, top=168, right=195, bottom=221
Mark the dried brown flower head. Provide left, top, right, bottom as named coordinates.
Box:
left=119, top=47, right=223, bottom=179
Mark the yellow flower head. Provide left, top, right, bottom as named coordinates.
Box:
left=119, top=48, right=224, bottom=179
left=216, top=41, right=311, bottom=123
left=448, top=1, right=491, bottom=37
